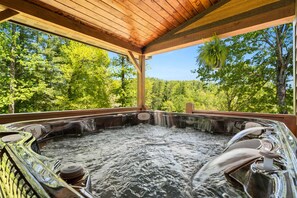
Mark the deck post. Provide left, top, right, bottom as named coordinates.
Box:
left=186, top=103, right=194, bottom=114
left=137, top=54, right=146, bottom=109
left=293, top=0, right=297, bottom=115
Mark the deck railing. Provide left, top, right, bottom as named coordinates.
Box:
left=0, top=107, right=140, bottom=124
left=1, top=105, right=295, bottom=135
left=185, top=103, right=297, bottom=136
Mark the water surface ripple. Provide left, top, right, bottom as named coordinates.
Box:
left=41, top=124, right=244, bottom=197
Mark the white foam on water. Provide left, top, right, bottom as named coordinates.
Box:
left=41, top=124, right=245, bottom=198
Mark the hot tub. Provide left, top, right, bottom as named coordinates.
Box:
left=1, top=111, right=297, bottom=198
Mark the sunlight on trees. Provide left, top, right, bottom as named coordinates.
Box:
left=111, top=55, right=136, bottom=107
left=194, top=24, right=293, bottom=114
left=0, top=22, right=293, bottom=114
left=59, top=41, right=111, bottom=109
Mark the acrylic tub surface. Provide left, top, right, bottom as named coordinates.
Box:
left=1, top=111, right=297, bottom=198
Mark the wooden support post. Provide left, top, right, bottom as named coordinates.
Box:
left=127, top=51, right=145, bottom=109
left=137, top=55, right=146, bottom=109
left=0, top=9, right=18, bottom=23
left=186, top=103, right=195, bottom=114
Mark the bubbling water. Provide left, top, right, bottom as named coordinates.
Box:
left=41, top=124, right=245, bottom=197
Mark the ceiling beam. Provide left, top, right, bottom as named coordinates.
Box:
left=0, top=8, right=18, bottom=23
left=0, top=0, right=142, bottom=54
left=144, top=0, right=295, bottom=55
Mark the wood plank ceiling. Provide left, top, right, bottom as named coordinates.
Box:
left=0, top=0, right=295, bottom=56
left=32, top=0, right=217, bottom=47
left=0, top=0, right=218, bottom=54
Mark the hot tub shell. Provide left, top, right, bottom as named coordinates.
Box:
left=1, top=110, right=297, bottom=197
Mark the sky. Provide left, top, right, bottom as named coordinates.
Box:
left=108, top=45, right=200, bottom=81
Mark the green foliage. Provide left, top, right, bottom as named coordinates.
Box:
left=111, top=55, right=136, bottom=107
left=197, top=36, right=228, bottom=69
left=2, top=22, right=210, bottom=113
left=149, top=78, right=166, bottom=110
left=194, top=24, right=293, bottom=114
left=58, top=41, right=112, bottom=109
left=145, top=78, right=223, bottom=112
left=0, top=22, right=65, bottom=113
left=0, top=22, right=293, bottom=115
left=0, top=23, right=113, bottom=112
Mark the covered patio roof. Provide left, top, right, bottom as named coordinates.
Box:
left=0, top=0, right=294, bottom=56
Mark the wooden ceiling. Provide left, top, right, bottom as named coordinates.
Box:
left=0, top=0, right=295, bottom=56
left=28, top=0, right=218, bottom=47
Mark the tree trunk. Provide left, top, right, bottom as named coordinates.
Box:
left=274, top=25, right=288, bottom=114
left=276, top=66, right=287, bottom=114
left=120, top=56, right=125, bottom=107
left=8, top=60, right=15, bottom=113
left=8, top=24, right=16, bottom=113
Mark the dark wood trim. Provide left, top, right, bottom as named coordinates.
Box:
left=0, top=9, right=18, bottom=23
left=0, top=0, right=142, bottom=54
left=0, top=107, right=140, bottom=124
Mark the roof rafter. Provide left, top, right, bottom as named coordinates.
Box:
left=0, top=8, right=18, bottom=23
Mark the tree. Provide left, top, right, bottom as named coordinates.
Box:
left=195, top=24, right=293, bottom=114
left=148, top=78, right=166, bottom=110
left=59, top=41, right=111, bottom=109
left=161, top=100, right=176, bottom=112
left=0, top=22, right=64, bottom=113
left=111, top=55, right=136, bottom=107
left=145, top=78, right=223, bottom=112
left=257, top=24, right=293, bottom=113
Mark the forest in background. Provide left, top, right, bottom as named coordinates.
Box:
left=0, top=22, right=293, bottom=114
